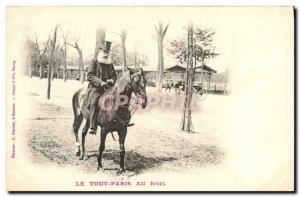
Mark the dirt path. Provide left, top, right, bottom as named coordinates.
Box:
left=25, top=91, right=224, bottom=177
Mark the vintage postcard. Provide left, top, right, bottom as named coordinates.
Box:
left=6, top=6, right=294, bottom=191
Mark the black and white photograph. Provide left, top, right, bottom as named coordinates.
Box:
left=5, top=6, right=294, bottom=191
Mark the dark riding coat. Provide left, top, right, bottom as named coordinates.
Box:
left=86, top=59, right=117, bottom=107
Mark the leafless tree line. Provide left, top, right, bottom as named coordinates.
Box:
left=25, top=22, right=218, bottom=99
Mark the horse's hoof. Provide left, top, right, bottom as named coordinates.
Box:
left=76, top=152, right=80, bottom=157
left=79, top=156, right=84, bottom=160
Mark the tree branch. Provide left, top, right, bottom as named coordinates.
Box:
left=154, top=25, right=158, bottom=33
left=42, top=36, right=50, bottom=56
left=162, top=23, right=170, bottom=38
left=65, top=42, right=76, bottom=48
left=61, top=29, right=69, bottom=42
left=112, top=32, right=122, bottom=37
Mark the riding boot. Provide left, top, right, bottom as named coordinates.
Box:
left=89, top=97, right=99, bottom=135
left=127, top=122, right=134, bottom=127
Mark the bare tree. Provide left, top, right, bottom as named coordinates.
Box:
left=52, top=44, right=64, bottom=80
left=133, top=46, right=141, bottom=67
left=121, top=30, right=127, bottom=72
left=24, top=38, right=39, bottom=77
left=66, top=40, right=85, bottom=84
left=93, top=27, right=106, bottom=60
left=61, top=29, right=69, bottom=82
left=113, top=29, right=128, bottom=73
left=180, top=22, right=194, bottom=133
left=58, top=48, right=64, bottom=78
left=47, top=25, right=58, bottom=99
left=34, top=36, right=50, bottom=79
left=155, top=22, right=169, bottom=92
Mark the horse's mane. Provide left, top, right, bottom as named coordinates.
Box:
left=112, top=67, right=145, bottom=96
left=115, top=67, right=144, bottom=87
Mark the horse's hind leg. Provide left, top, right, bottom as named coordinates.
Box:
left=73, top=113, right=83, bottom=156
left=117, top=128, right=127, bottom=174
left=97, top=128, right=108, bottom=170
left=80, top=119, right=89, bottom=160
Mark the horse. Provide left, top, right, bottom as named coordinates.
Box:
left=193, top=82, right=204, bottom=95
left=163, top=79, right=174, bottom=93
left=71, top=67, right=147, bottom=174
left=174, top=81, right=185, bottom=94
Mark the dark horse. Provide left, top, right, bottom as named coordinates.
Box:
left=72, top=67, right=147, bottom=173
left=163, top=79, right=174, bottom=93
left=174, top=81, right=185, bottom=94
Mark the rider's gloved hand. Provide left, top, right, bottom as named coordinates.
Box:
left=106, top=79, right=114, bottom=85
left=100, top=81, right=107, bottom=87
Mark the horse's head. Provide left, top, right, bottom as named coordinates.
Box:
left=126, top=67, right=148, bottom=108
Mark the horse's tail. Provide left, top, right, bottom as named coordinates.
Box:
left=72, top=88, right=82, bottom=124
left=72, top=88, right=84, bottom=156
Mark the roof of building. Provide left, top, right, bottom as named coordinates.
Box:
left=195, top=64, right=217, bottom=73
left=114, top=66, right=157, bottom=72
left=164, top=65, right=186, bottom=72
left=165, top=64, right=217, bottom=73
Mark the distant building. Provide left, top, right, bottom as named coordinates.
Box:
left=57, top=64, right=89, bottom=80
left=164, top=64, right=217, bottom=83
left=114, top=66, right=157, bottom=86
left=164, top=65, right=186, bottom=81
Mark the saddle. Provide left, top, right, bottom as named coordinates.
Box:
left=82, top=84, right=115, bottom=110
left=83, top=85, right=132, bottom=127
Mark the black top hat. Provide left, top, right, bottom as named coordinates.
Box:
left=99, top=41, right=112, bottom=53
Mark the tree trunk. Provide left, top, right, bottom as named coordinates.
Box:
left=51, top=63, right=54, bottom=80
left=121, top=30, right=127, bottom=73
left=180, top=23, right=194, bottom=133
left=47, top=26, right=58, bottom=100
left=194, top=56, right=197, bottom=81
left=28, top=64, right=32, bottom=78
left=56, top=67, right=60, bottom=79
left=155, top=22, right=169, bottom=93
left=78, top=50, right=84, bottom=84
left=63, top=43, right=67, bottom=82
left=38, top=56, right=43, bottom=79
left=94, top=27, right=106, bottom=60
left=39, top=64, right=43, bottom=79
left=208, top=73, right=211, bottom=91
left=156, top=34, right=164, bottom=93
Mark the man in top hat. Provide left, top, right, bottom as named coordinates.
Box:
left=86, top=41, right=117, bottom=135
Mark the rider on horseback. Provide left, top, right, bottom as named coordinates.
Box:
left=86, top=41, right=117, bottom=135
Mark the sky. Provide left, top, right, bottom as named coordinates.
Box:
left=11, top=6, right=237, bottom=73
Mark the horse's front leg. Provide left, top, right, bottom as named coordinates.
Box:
left=97, top=128, right=107, bottom=170
left=117, top=127, right=127, bottom=174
